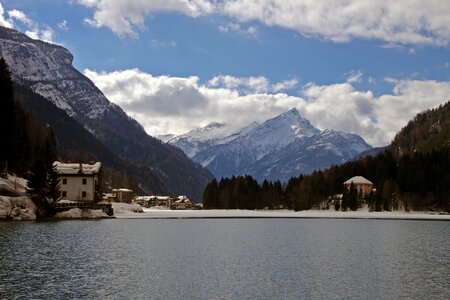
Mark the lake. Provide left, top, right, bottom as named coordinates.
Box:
left=0, top=219, right=449, bottom=299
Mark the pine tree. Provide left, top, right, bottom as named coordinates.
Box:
left=46, top=163, right=61, bottom=203
left=27, top=130, right=60, bottom=217
left=0, top=57, right=15, bottom=174
left=348, top=182, right=358, bottom=211
left=203, top=178, right=219, bottom=208
left=341, top=190, right=349, bottom=211
left=27, top=149, right=49, bottom=216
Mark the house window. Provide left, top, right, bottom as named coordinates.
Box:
left=62, top=178, right=67, bottom=185
left=62, top=191, right=67, bottom=197
left=82, top=178, right=87, bottom=185
left=82, top=191, right=87, bottom=198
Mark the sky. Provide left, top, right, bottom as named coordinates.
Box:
left=1, top=0, right=450, bottom=146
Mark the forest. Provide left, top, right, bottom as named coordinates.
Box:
left=0, top=57, right=60, bottom=217
left=204, top=102, right=450, bottom=212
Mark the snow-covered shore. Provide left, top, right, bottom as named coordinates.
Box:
left=0, top=196, right=37, bottom=220
left=54, top=208, right=109, bottom=219
left=2, top=172, right=449, bottom=222
left=114, top=207, right=450, bottom=221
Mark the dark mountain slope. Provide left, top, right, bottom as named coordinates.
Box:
left=390, top=101, right=450, bottom=156
left=14, top=83, right=170, bottom=195
left=0, top=26, right=213, bottom=200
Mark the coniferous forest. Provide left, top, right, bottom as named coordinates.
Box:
left=0, top=58, right=60, bottom=216
left=204, top=102, right=450, bottom=212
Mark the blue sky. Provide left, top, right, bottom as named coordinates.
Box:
left=1, top=0, right=450, bottom=146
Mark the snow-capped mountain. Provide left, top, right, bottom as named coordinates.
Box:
left=168, top=108, right=373, bottom=181
left=0, top=26, right=213, bottom=200
left=168, top=122, right=235, bottom=158
left=247, top=129, right=373, bottom=181
left=168, top=121, right=260, bottom=158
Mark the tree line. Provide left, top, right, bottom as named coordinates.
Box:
left=203, top=148, right=450, bottom=212
left=204, top=102, right=450, bottom=212
left=0, top=57, right=61, bottom=217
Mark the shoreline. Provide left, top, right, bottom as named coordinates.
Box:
left=114, top=209, right=450, bottom=221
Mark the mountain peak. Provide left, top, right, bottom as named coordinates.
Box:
left=261, top=108, right=319, bottom=140
left=1, top=25, right=213, bottom=200
left=287, top=107, right=299, bottom=114
left=205, top=122, right=226, bottom=129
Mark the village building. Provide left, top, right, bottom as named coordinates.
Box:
left=171, top=196, right=192, bottom=210
left=134, top=196, right=152, bottom=207
left=55, top=161, right=101, bottom=202
left=343, top=176, right=374, bottom=197
left=103, top=193, right=116, bottom=202
left=112, top=188, right=134, bottom=203
left=153, top=196, right=171, bottom=207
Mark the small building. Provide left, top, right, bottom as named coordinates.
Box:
left=112, top=188, right=134, bottom=203
left=55, top=161, right=101, bottom=202
left=103, top=193, right=116, bottom=202
left=171, top=196, right=192, bottom=210
left=134, top=196, right=152, bottom=207
left=343, top=176, right=373, bottom=197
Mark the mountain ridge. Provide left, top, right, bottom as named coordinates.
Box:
left=0, top=26, right=213, bottom=200
left=169, top=108, right=373, bottom=181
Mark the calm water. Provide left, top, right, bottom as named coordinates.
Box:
left=0, top=219, right=449, bottom=299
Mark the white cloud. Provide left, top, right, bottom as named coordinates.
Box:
left=8, top=9, right=32, bottom=26
left=0, top=3, right=13, bottom=28
left=208, top=75, right=270, bottom=93
left=208, top=75, right=298, bottom=94
left=24, top=26, right=55, bottom=43
left=220, top=0, right=450, bottom=46
left=84, top=68, right=450, bottom=147
left=77, top=0, right=214, bottom=37
left=77, top=1, right=450, bottom=46
left=58, top=20, right=69, bottom=30
left=271, top=78, right=299, bottom=92
left=346, top=70, right=363, bottom=83
left=218, top=22, right=258, bottom=38
left=2, top=7, right=55, bottom=43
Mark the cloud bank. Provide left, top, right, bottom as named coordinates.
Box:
left=84, top=68, right=450, bottom=147
left=0, top=3, right=55, bottom=43
left=77, top=0, right=450, bottom=45
left=77, top=0, right=214, bottom=38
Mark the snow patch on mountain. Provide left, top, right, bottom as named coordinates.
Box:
left=0, top=26, right=213, bottom=201
left=168, top=108, right=373, bottom=181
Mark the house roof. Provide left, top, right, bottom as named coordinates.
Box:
left=344, top=176, right=373, bottom=185
left=54, top=161, right=101, bottom=175
left=113, top=188, right=133, bottom=192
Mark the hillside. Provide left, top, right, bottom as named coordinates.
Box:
left=14, top=83, right=170, bottom=195
left=0, top=26, right=213, bottom=200
left=390, top=101, right=450, bottom=156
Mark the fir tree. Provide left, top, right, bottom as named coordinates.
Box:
left=0, top=57, right=15, bottom=174
left=27, top=149, right=49, bottom=216
left=348, top=182, right=358, bottom=211
left=46, top=163, right=61, bottom=203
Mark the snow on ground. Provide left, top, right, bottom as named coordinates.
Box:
left=54, top=208, right=108, bottom=219
left=0, top=175, right=36, bottom=220
left=112, top=202, right=144, bottom=214
left=115, top=207, right=450, bottom=220
left=0, top=195, right=37, bottom=220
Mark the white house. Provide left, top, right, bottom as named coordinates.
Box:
left=54, top=161, right=101, bottom=202
left=343, top=176, right=373, bottom=196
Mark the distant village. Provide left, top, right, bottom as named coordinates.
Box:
left=1, top=160, right=379, bottom=220
left=55, top=161, right=376, bottom=211
left=54, top=161, right=202, bottom=214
